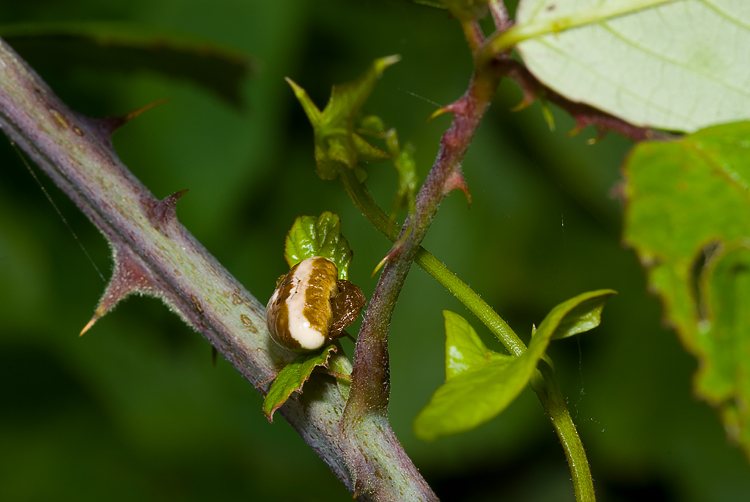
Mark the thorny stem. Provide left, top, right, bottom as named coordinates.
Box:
left=342, top=5, right=599, bottom=501
left=488, top=0, right=511, bottom=31
left=497, top=58, right=667, bottom=142
left=340, top=62, right=504, bottom=488
left=343, top=16, right=504, bottom=419
left=342, top=109, right=596, bottom=502
left=0, top=39, right=437, bottom=502
left=338, top=167, right=524, bottom=356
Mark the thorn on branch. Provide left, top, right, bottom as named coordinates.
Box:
left=443, top=170, right=472, bottom=207
left=96, top=98, right=171, bottom=137
left=145, top=189, right=189, bottom=234
left=80, top=250, right=156, bottom=336
left=499, top=58, right=671, bottom=143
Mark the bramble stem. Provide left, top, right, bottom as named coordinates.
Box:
left=0, top=38, right=436, bottom=502
left=342, top=113, right=596, bottom=502
left=339, top=167, right=524, bottom=356
left=343, top=14, right=506, bottom=425
left=343, top=65, right=504, bottom=414
left=340, top=26, right=509, bottom=501
left=339, top=3, right=598, bottom=499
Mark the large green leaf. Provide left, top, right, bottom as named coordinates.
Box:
left=0, top=22, right=253, bottom=107
left=284, top=212, right=353, bottom=281
left=414, top=290, right=615, bottom=440
left=623, top=121, right=750, bottom=455
left=511, top=0, right=750, bottom=132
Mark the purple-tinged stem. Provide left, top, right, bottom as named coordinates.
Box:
left=341, top=26, right=506, bottom=497
left=497, top=57, right=671, bottom=142
left=0, top=38, right=436, bottom=502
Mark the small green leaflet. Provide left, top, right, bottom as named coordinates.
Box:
left=284, top=212, right=353, bottom=281
left=263, top=344, right=339, bottom=421
left=286, top=56, right=399, bottom=180
left=623, top=121, right=750, bottom=455
left=414, top=290, right=615, bottom=440
left=357, top=116, right=418, bottom=225
left=443, top=310, right=511, bottom=379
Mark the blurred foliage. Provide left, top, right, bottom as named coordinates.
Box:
left=0, top=21, right=253, bottom=108
left=623, top=123, right=750, bottom=457
left=0, top=1, right=749, bottom=501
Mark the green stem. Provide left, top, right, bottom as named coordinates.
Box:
left=343, top=60, right=505, bottom=427
left=338, top=9, right=597, bottom=498
left=340, top=50, right=596, bottom=502
left=343, top=164, right=596, bottom=500
left=339, top=167, right=525, bottom=357
left=532, top=365, right=596, bottom=501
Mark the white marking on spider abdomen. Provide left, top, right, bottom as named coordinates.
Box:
left=286, top=258, right=326, bottom=349
left=270, top=256, right=338, bottom=351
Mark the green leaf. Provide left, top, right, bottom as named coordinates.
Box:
left=262, top=345, right=337, bottom=421
left=284, top=212, right=353, bottom=280
left=549, top=290, right=617, bottom=340
left=443, top=310, right=510, bottom=380
left=510, top=0, right=750, bottom=132
left=414, top=290, right=614, bottom=440
left=623, top=121, right=750, bottom=455
left=355, top=117, right=418, bottom=223
left=0, top=21, right=253, bottom=108
left=385, top=130, right=418, bottom=225
left=413, top=356, right=519, bottom=441
left=286, top=56, right=399, bottom=180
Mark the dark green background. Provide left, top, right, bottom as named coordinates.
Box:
left=1, top=1, right=748, bottom=500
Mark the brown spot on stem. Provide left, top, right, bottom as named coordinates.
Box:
left=48, top=107, right=69, bottom=129
left=241, top=314, right=258, bottom=333
left=191, top=295, right=204, bottom=315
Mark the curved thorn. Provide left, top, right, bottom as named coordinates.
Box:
left=428, top=102, right=458, bottom=122
left=122, top=98, right=171, bottom=123
left=79, top=311, right=102, bottom=336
